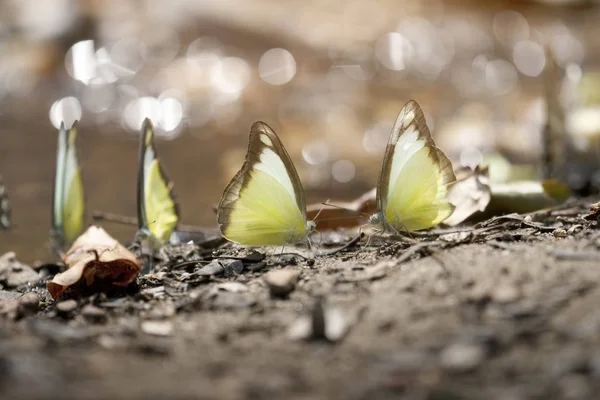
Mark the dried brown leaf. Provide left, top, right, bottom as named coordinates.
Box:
left=306, top=188, right=375, bottom=230
left=47, top=226, right=141, bottom=300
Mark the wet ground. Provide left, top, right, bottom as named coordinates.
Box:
left=2, top=198, right=600, bottom=399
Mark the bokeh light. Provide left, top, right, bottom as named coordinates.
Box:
left=49, top=97, right=82, bottom=128
left=259, top=48, right=297, bottom=85
left=331, top=160, right=356, bottom=183
left=513, top=40, right=546, bottom=77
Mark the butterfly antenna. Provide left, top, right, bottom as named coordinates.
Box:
left=311, top=199, right=329, bottom=223
left=92, top=210, right=138, bottom=226
left=320, top=202, right=371, bottom=217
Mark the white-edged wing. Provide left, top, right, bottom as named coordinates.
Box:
left=217, top=122, right=310, bottom=245
left=374, top=100, right=456, bottom=232
left=52, top=122, right=84, bottom=248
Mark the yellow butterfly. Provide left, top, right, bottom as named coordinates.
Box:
left=0, top=175, right=11, bottom=229
left=217, top=122, right=315, bottom=246
left=137, top=118, right=179, bottom=245
left=369, top=100, right=456, bottom=233
left=51, top=122, right=84, bottom=249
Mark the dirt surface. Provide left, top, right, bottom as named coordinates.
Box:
left=2, top=199, right=600, bottom=400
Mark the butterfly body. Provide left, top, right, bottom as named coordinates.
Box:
left=217, top=122, right=314, bottom=246
left=371, top=100, right=456, bottom=234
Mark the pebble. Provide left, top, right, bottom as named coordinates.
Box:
left=56, top=299, right=78, bottom=314
left=264, top=268, right=300, bottom=298
left=81, top=304, right=107, bottom=323
left=491, top=283, right=521, bottom=303
left=223, top=260, right=244, bottom=277
left=17, top=292, right=39, bottom=317
left=553, top=229, right=567, bottom=238
left=0, top=252, right=40, bottom=287
left=439, top=342, right=485, bottom=372
left=141, top=320, right=174, bottom=336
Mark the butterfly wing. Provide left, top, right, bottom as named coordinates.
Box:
left=137, top=119, right=179, bottom=243
left=375, top=100, right=456, bottom=232
left=217, top=121, right=308, bottom=245
left=0, top=175, right=11, bottom=229
left=52, top=122, right=84, bottom=248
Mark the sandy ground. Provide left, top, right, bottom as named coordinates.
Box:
left=2, top=199, right=600, bottom=400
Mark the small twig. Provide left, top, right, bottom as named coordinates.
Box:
left=93, top=210, right=214, bottom=235
left=316, top=233, right=364, bottom=257
left=92, top=210, right=138, bottom=225
left=170, top=259, right=209, bottom=269
left=396, top=241, right=443, bottom=263
left=487, top=240, right=532, bottom=252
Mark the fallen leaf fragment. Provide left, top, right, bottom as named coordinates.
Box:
left=444, top=166, right=491, bottom=226
left=47, top=226, right=141, bottom=300
left=445, top=166, right=572, bottom=226
left=306, top=188, right=375, bottom=230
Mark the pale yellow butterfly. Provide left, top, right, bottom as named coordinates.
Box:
left=217, top=122, right=315, bottom=246
left=51, top=121, right=84, bottom=250
left=136, top=118, right=179, bottom=245
left=369, top=100, right=456, bottom=233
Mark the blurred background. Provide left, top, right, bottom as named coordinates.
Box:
left=1, top=0, right=600, bottom=262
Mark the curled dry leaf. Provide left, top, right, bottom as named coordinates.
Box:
left=444, top=166, right=491, bottom=226
left=47, top=226, right=141, bottom=300
left=444, top=165, right=572, bottom=226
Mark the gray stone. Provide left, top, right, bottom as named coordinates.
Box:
left=81, top=304, right=107, bottom=323
left=264, top=268, right=300, bottom=298
left=56, top=300, right=78, bottom=314
left=439, top=342, right=485, bottom=372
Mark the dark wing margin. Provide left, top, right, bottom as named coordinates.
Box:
left=217, top=121, right=306, bottom=230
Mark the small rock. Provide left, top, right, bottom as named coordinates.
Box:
left=17, top=292, right=39, bottom=317
left=439, top=343, right=485, bottom=372
left=197, top=260, right=225, bottom=276
left=248, top=261, right=267, bottom=272
left=211, top=292, right=256, bottom=309
left=276, top=254, right=298, bottom=265
left=553, top=229, right=567, bottom=238
left=0, top=252, right=40, bottom=287
left=211, top=282, right=248, bottom=294
left=56, top=299, right=78, bottom=314
left=81, top=304, right=107, bottom=323
left=491, top=283, right=520, bottom=303
left=264, top=268, right=300, bottom=298
left=223, top=260, right=244, bottom=277
left=141, top=320, right=174, bottom=336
